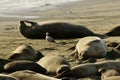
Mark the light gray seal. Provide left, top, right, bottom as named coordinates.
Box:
left=37, top=56, right=71, bottom=77
left=70, top=36, right=107, bottom=60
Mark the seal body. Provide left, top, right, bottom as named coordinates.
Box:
left=4, top=60, right=47, bottom=74
left=8, top=44, right=43, bottom=61
left=9, top=70, right=61, bottom=80
left=72, top=36, right=107, bottom=60
left=105, top=25, right=120, bottom=36
left=37, top=56, right=71, bottom=76
left=19, top=21, right=95, bottom=39
left=64, top=60, right=120, bottom=78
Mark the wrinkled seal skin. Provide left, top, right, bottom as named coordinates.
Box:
left=19, top=21, right=95, bottom=39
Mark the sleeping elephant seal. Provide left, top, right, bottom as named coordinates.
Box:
left=9, top=70, right=60, bottom=80
left=70, top=36, right=107, bottom=60
left=98, top=68, right=120, bottom=80
left=9, top=70, right=72, bottom=80
left=60, top=60, right=120, bottom=78
left=4, top=60, right=46, bottom=74
left=0, top=58, right=12, bottom=72
left=37, top=56, right=71, bottom=77
left=19, top=20, right=96, bottom=39
left=8, top=44, right=44, bottom=61
left=0, top=74, right=19, bottom=80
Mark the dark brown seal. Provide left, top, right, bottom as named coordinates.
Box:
left=19, top=20, right=95, bottom=39
left=4, top=60, right=47, bottom=74
left=19, top=20, right=120, bottom=39
left=105, top=25, right=120, bottom=36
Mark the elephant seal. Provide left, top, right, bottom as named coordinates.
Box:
left=19, top=20, right=120, bottom=39
left=98, top=68, right=120, bottom=80
left=9, top=70, right=71, bottom=80
left=0, top=58, right=12, bottom=72
left=0, top=74, right=19, bottom=80
left=59, top=60, right=120, bottom=78
left=4, top=60, right=46, bottom=74
left=19, top=20, right=95, bottom=39
left=70, top=36, right=107, bottom=60
left=8, top=44, right=44, bottom=61
left=102, top=76, right=120, bottom=80
left=37, top=56, right=71, bottom=77
left=9, top=70, right=60, bottom=80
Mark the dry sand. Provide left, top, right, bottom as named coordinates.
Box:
left=0, top=0, right=120, bottom=79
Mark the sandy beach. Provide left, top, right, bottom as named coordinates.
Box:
left=0, top=0, right=120, bottom=79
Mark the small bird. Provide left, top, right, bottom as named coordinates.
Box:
left=45, top=32, right=56, bottom=43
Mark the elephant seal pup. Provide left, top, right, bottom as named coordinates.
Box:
left=0, top=58, right=12, bottom=72
left=9, top=70, right=71, bottom=80
left=8, top=44, right=44, bottom=61
left=0, top=74, right=19, bottom=80
left=71, top=36, right=107, bottom=60
left=98, top=68, right=120, bottom=80
left=37, top=56, right=71, bottom=77
left=19, top=20, right=96, bottom=39
left=4, top=60, right=46, bottom=74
